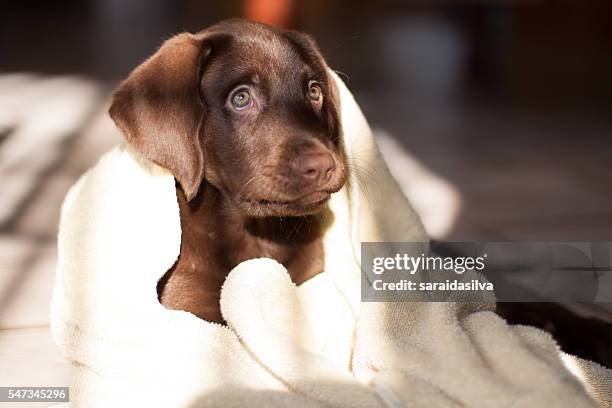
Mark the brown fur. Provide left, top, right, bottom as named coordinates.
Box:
left=109, top=19, right=347, bottom=323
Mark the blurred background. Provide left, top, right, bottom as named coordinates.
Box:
left=1, top=0, right=611, bottom=399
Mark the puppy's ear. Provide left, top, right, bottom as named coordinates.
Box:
left=109, top=32, right=221, bottom=200
left=325, top=71, right=342, bottom=147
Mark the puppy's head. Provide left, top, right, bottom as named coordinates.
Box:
left=110, top=19, right=346, bottom=217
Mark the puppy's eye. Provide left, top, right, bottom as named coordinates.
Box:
left=229, top=88, right=252, bottom=111
left=308, top=80, right=323, bottom=103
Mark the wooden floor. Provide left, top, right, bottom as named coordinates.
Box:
left=0, top=74, right=120, bottom=407
left=0, top=72, right=610, bottom=406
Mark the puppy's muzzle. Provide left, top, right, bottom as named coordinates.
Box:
left=291, top=149, right=336, bottom=189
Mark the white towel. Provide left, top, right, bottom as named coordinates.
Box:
left=51, top=71, right=611, bottom=407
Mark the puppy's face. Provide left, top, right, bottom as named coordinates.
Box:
left=110, top=19, right=346, bottom=217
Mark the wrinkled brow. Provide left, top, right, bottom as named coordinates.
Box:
left=223, top=69, right=261, bottom=91
left=203, top=63, right=261, bottom=94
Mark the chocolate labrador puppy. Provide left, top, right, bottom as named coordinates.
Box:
left=109, top=19, right=347, bottom=323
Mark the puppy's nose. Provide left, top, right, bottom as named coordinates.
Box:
left=294, top=152, right=335, bottom=186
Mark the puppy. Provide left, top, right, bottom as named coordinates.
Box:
left=109, top=19, right=347, bottom=323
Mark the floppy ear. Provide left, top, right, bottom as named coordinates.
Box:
left=325, top=72, right=343, bottom=147
left=109, top=33, right=211, bottom=200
